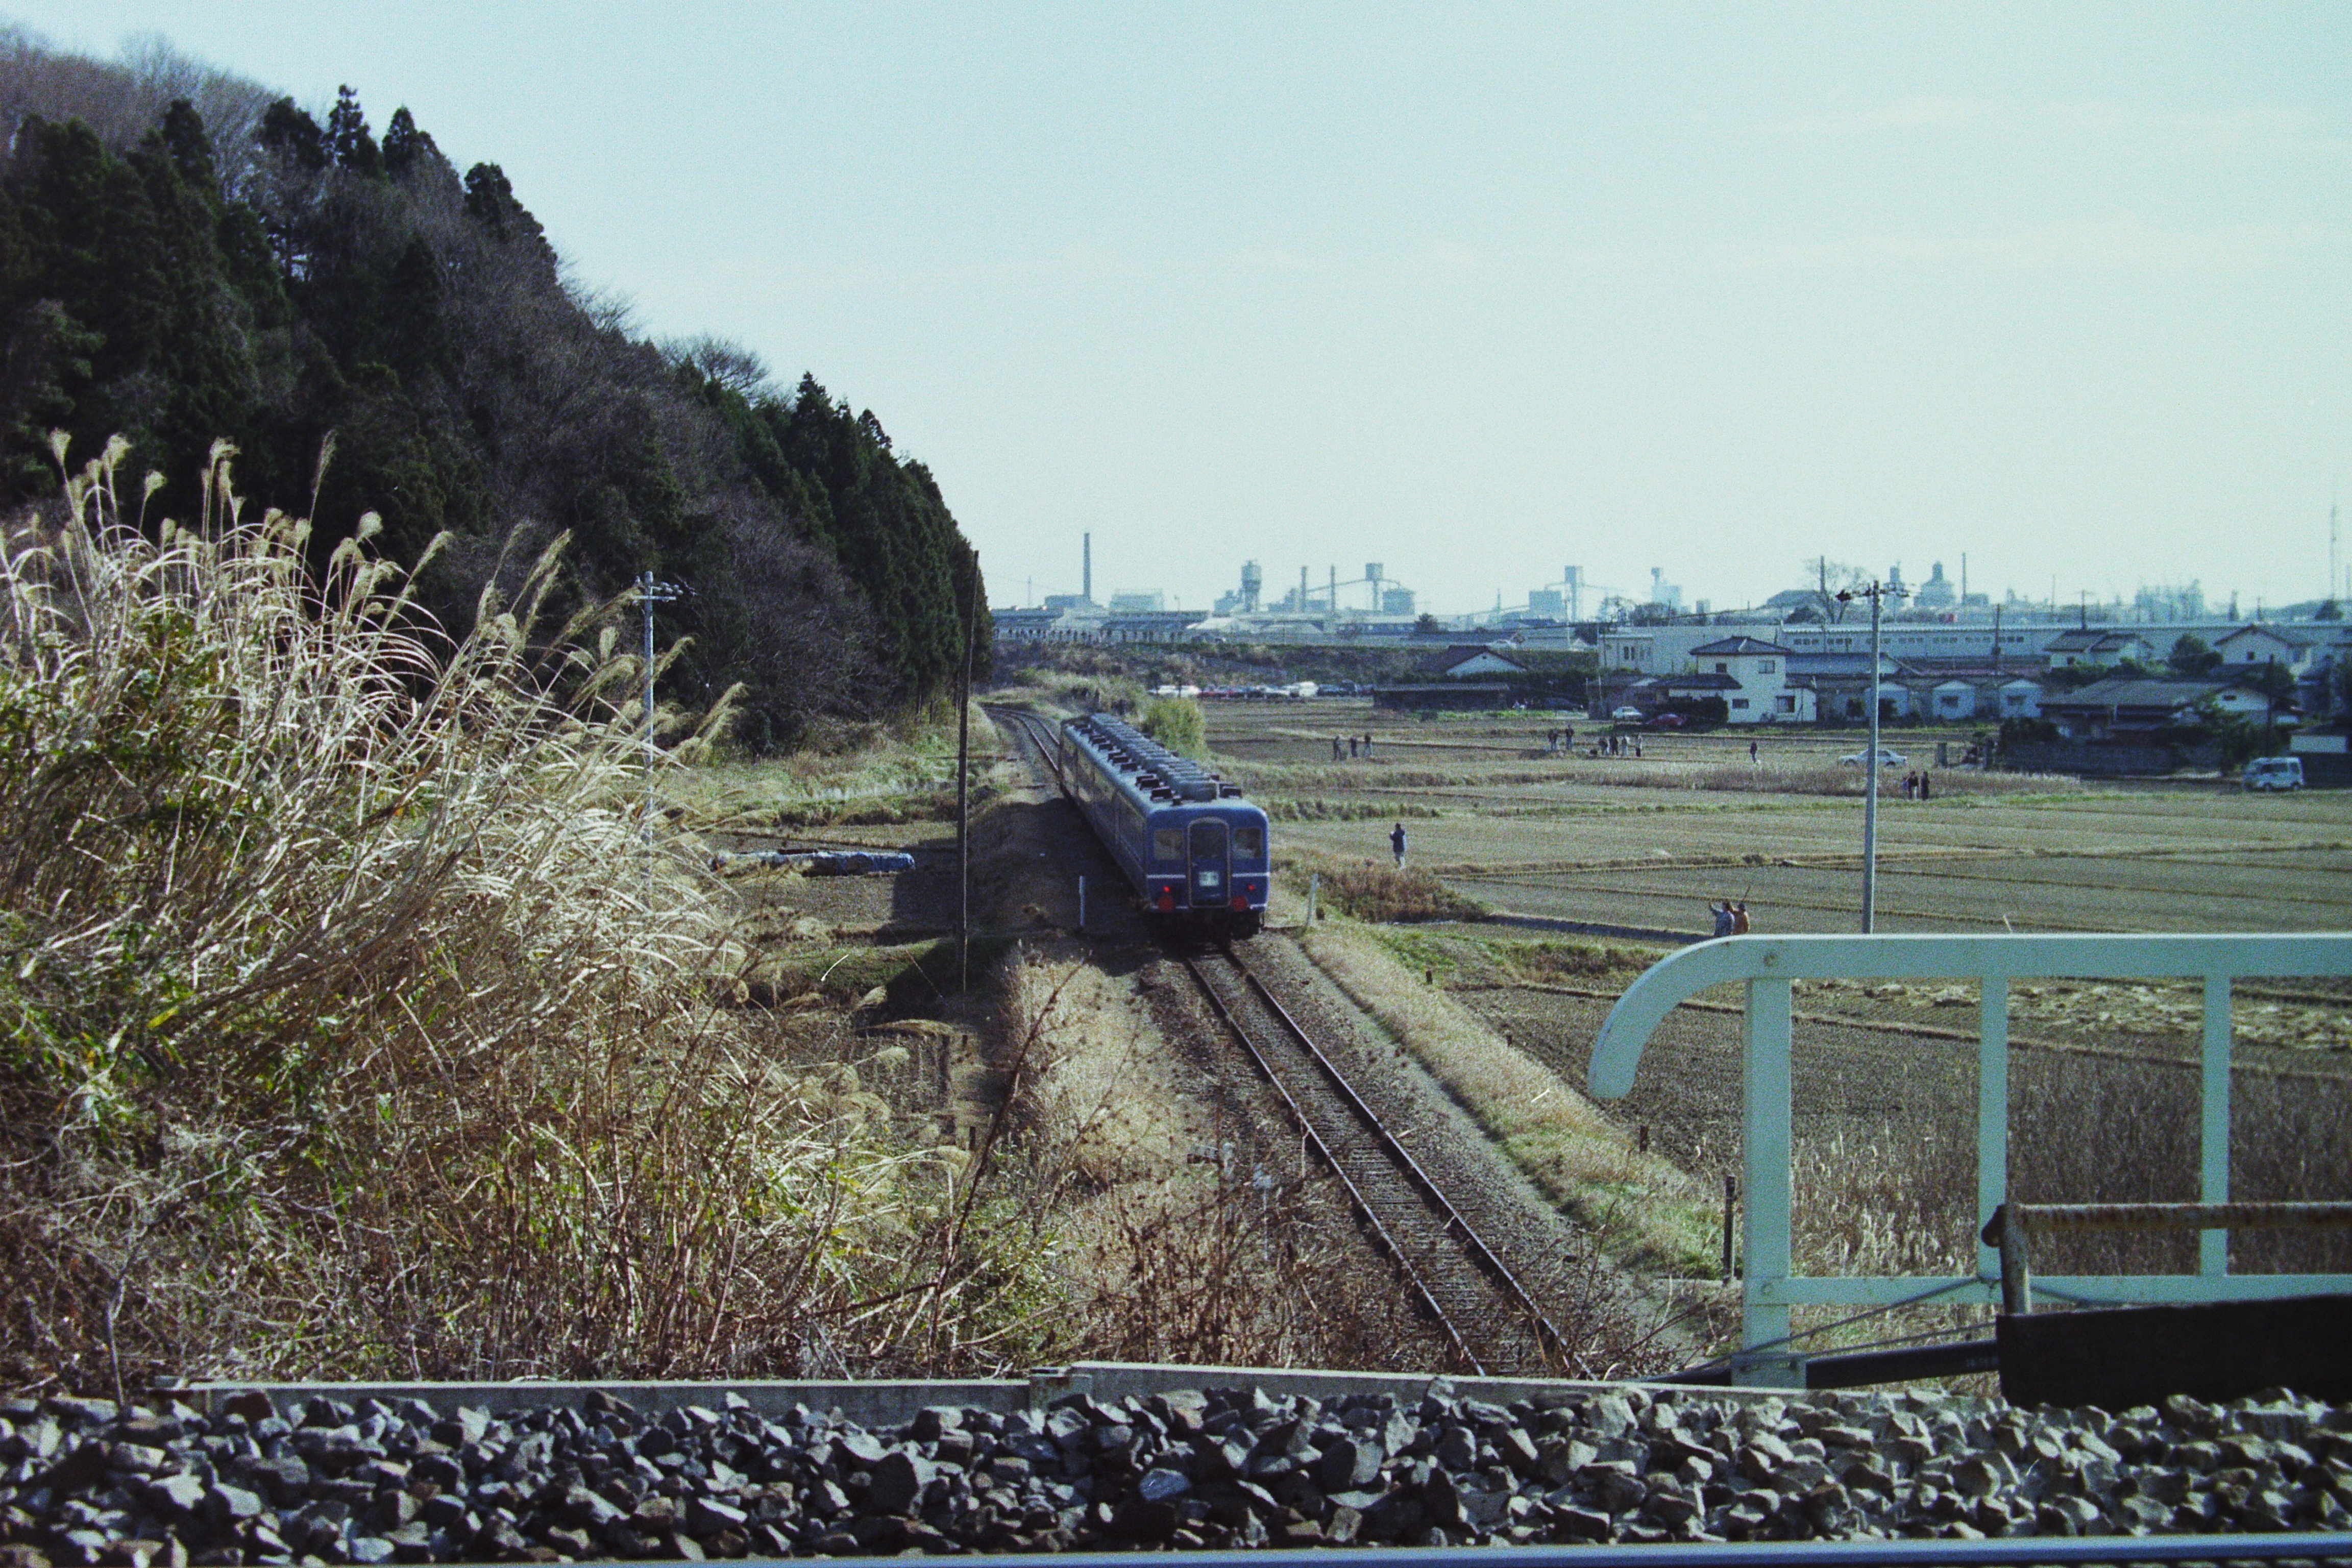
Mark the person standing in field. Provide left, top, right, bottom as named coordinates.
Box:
left=1390, top=821, right=1407, bottom=869
left=1711, top=901, right=1736, bottom=939
left=1749, top=738, right=1759, bottom=764
left=1731, top=901, right=1751, bottom=935
left=1332, top=736, right=1343, bottom=762
left=1363, top=732, right=1374, bottom=756
left=1920, top=771, right=1932, bottom=801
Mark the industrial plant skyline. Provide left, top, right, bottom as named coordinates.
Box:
left=1006, top=528, right=2343, bottom=626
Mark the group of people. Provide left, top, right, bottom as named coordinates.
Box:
left=1597, top=734, right=1641, bottom=758
left=1330, top=732, right=1377, bottom=761
left=1900, top=770, right=1933, bottom=800
left=1709, top=900, right=1752, bottom=938
left=1544, top=726, right=1578, bottom=753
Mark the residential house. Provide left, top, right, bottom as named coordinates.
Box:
left=2214, top=624, right=2329, bottom=676
left=2039, top=677, right=2271, bottom=742
left=2043, top=628, right=2157, bottom=669
left=1422, top=644, right=1528, bottom=679
left=1783, top=650, right=1914, bottom=723
left=1683, top=637, right=1815, bottom=724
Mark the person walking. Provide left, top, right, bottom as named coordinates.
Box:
left=1389, top=821, right=1408, bottom=869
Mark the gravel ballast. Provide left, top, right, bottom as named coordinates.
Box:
left=4, top=1381, right=2351, bottom=1563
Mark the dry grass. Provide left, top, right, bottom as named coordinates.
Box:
left=1263, top=798, right=1445, bottom=823
left=0, top=440, right=1051, bottom=1394
left=1298, top=921, right=1716, bottom=1274
left=1223, top=756, right=2083, bottom=802
left=982, top=947, right=1451, bottom=1370
left=1766, top=1018, right=2352, bottom=1367
left=670, top=710, right=982, bottom=834
left=1285, top=853, right=1486, bottom=923
left=1007, top=667, right=1145, bottom=718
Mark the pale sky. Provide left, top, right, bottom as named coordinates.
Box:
left=14, top=3, right=2350, bottom=617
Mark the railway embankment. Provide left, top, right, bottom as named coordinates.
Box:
left=5, top=1375, right=2349, bottom=1561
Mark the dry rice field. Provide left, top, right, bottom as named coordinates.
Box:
left=1210, top=700, right=2352, bottom=936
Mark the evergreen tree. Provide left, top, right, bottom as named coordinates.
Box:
left=0, top=60, right=986, bottom=750
left=257, top=97, right=328, bottom=171
left=325, top=86, right=385, bottom=180
left=381, top=106, right=438, bottom=181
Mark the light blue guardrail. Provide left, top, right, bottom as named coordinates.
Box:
left=1588, top=934, right=2352, bottom=1386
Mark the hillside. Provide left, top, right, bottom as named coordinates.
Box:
left=0, top=30, right=987, bottom=747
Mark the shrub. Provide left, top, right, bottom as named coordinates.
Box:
left=1138, top=694, right=1207, bottom=757
left=1286, top=854, right=1484, bottom=923
left=0, top=439, right=1029, bottom=1392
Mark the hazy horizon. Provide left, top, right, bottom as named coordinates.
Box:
left=10, top=2, right=2348, bottom=618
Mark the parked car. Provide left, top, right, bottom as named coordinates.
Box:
left=2241, top=756, right=2305, bottom=792
left=1610, top=706, right=1646, bottom=722
left=1841, top=746, right=1907, bottom=769
left=1646, top=713, right=1688, bottom=729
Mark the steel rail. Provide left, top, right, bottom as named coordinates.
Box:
left=987, top=705, right=1069, bottom=795
left=735, top=1535, right=2352, bottom=1567
left=1224, top=954, right=1574, bottom=1367
left=1179, top=953, right=1483, bottom=1373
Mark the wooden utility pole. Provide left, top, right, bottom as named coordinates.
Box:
left=956, top=585, right=976, bottom=992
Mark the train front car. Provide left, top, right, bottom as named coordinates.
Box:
left=1058, top=714, right=1269, bottom=939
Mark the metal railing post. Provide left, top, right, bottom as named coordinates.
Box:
left=1738, top=975, right=1796, bottom=1384
left=2200, top=974, right=2233, bottom=1276
left=1976, top=977, right=2010, bottom=1281
left=1589, top=934, right=2352, bottom=1325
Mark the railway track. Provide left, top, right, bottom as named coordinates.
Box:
left=989, top=705, right=1067, bottom=793
left=990, top=701, right=1573, bottom=1375
left=1181, top=943, right=1572, bottom=1378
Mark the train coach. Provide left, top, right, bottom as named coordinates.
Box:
left=1058, top=713, right=1268, bottom=938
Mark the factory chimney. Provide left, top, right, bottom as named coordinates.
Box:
left=1300, top=566, right=1309, bottom=612
left=1083, top=533, right=1092, bottom=605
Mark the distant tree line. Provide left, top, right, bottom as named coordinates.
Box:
left=0, top=34, right=986, bottom=747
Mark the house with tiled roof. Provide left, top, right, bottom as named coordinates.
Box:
left=2040, top=676, right=2272, bottom=742
left=2044, top=628, right=2157, bottom=669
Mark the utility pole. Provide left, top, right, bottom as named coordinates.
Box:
left=1838, top=578, right=1907, bottom=933
left=956, top=583, right=977, bottom=992
left=638, top=572, right=688, bottom=900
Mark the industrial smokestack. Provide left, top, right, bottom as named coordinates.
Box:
left=1083, top=533, right=1092, bottom=604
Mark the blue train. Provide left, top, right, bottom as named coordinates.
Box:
left=1058, top=713, right=1270, bottom=939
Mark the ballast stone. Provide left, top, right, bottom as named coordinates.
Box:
left=0, top=1383, right=2350, bottom=1560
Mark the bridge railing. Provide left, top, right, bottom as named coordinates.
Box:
left=1588, top=933, right=2352, bottom=1386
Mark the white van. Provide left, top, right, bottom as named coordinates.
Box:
left=2241, top=756, right=2304, bottom=792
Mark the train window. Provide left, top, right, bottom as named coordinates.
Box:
left=1232, top=824, right=1264, bottom=861
left=1152, top=827, right=1182, bottom=863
